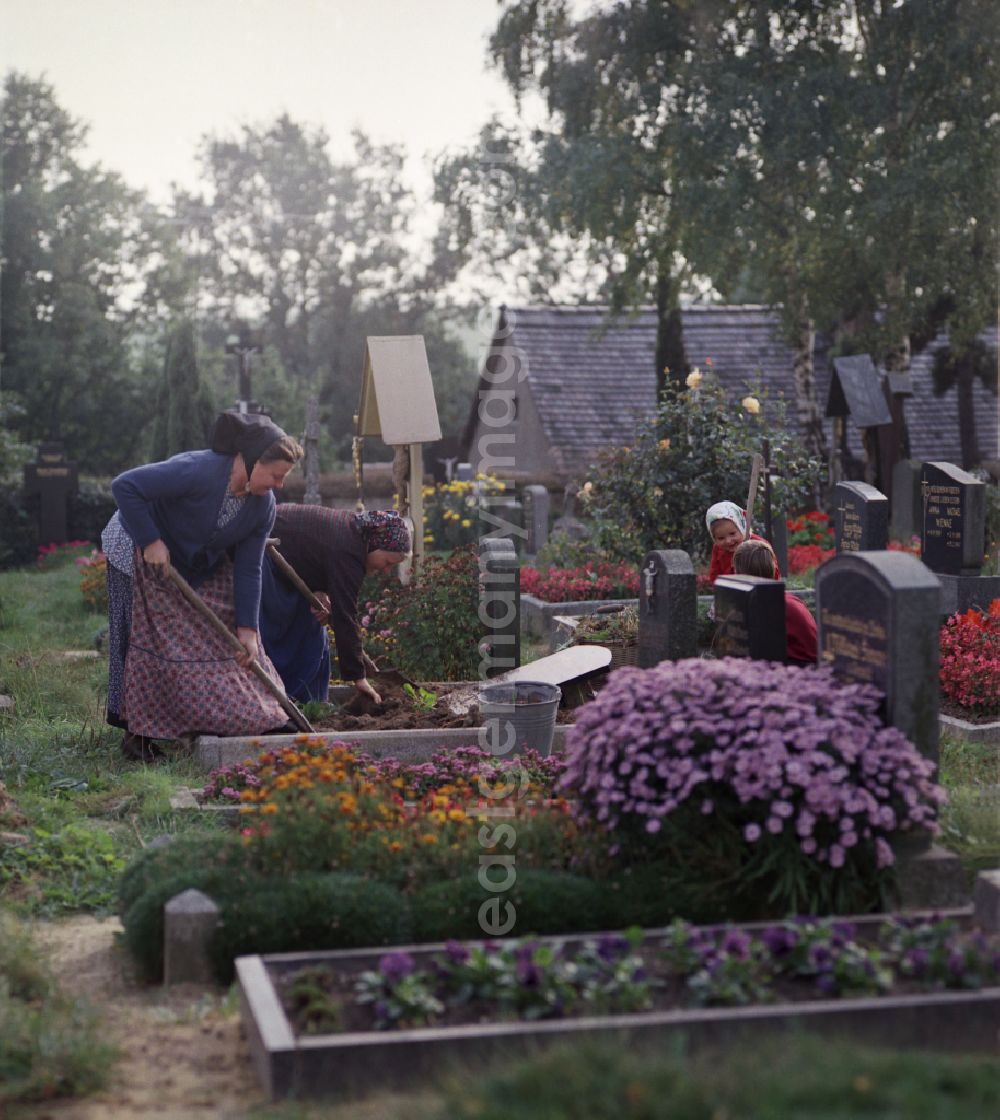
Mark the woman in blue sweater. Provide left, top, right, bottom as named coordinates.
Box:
left=102, top=413, right=303, bottom=758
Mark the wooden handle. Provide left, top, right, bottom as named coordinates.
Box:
left=266, top=541, right=325, bottom=612
left=162, top=565, right=314, bottom=734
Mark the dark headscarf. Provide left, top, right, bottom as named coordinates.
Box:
left=354, top=510, right=412, bottom=554
left=210, top=411, right=288, bottom=477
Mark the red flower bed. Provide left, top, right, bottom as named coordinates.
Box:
left=787, top=511, right=834, bottom=550
left=787, top=543, right=834, bottom=575
left=939, top=600, right=1000, bottom=718
left=521, top=562, right=639, bottom=603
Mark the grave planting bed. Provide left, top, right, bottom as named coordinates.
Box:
left=237, top=908, right=1000, bottom=1102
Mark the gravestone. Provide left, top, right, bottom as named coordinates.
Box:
left=302, top=397, right=322, bottom=505
left=522, top=485, right=551, bottom=556
left=827, top=355, right=892, bottom=429
left=456, top=462, right=474, bottom=481
left=890, top=459, right=923, bottom=543
left=815, top=551, right=940, bottom=764
left=551, top=485, right=591, bottom=543
left=23, top=442, right=79, bottom=545
left=712, top=575, right=786, bottom=662
left=834, top=481, right=889, bottom=553
left=921, top=462, right=1000, bottom=615
left=484, top=496, right=524, bottom=552
left=163, top=888, right=220, bottom=985
left=638, top=550, right=697, bottom=667
left=479, top=538, right=520, bottom=677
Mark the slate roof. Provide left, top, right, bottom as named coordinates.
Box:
left=468, top=305, right=999, bottom=476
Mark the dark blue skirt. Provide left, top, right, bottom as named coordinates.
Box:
left=259, top=556, right=331, bottom=703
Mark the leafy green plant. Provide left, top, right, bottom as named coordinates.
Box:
left=402, top=683, right=438, bottom=711
left=572, top=605, right=639, bottom=644
left=0, top=907, right=115, bottom=1103
left=361, top=544, right=481, bottom=681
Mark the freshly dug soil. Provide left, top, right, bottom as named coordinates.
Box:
left=309, top=673, right=581, bottom=733
left=311, top=674, right=480, bottom=732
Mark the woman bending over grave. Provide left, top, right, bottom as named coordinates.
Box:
left=705, top=500, right=781, bottom=583
left=102, top=413, right=304, bottom=760
left=732, top=539, right=817, bottom=666
left=259, top=506, right=411, bottom=706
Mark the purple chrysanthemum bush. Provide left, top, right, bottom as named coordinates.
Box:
left=559, top=659, right=948, bottom=918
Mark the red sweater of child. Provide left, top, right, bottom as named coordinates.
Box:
left=709, top=532, right=781, bottom=583
left=785, top=593, right=818, bottom=665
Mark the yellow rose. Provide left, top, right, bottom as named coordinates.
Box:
left=742, top=395, right=761, bottom=415
left=658, top=439, right=670, bottom=452
left=686, top=369, right=703, bottom=389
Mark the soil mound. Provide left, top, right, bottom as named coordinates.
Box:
left=312, top=673, right=481, bottom=732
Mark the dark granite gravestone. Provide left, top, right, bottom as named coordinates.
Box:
left=815, top=551, right=940, bottom=764
left=456, top=462, right=474, bottom=481
left=890, top=459, right=923, bottom=544
left=835, top=481, right=889, bottom=553
left=920, top=462, right=1000, bottom=615
left=712, top=575, right=786, bottom=662
left=638, top=550, right=697, bottom=667
left=479, top=537, right=520, bottom=677
left=522, top=485, right=551, bottom=556
left=920, top=462, right=985, bottom=576
left=22, top=442, right=79, bottom=545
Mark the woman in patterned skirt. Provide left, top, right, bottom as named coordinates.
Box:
left=102, top=413, right=303, bottom=759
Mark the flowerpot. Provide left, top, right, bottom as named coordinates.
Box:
left=478, top=680, right=562, bottom=756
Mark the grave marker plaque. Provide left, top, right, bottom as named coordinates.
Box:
left=22, top=442, right=79, bottom=545
left=638, top=550, right=697, bottom=667
left=815, top=551, right=940, bottom=763
left=890, top=459, right=923, bottom=543
left=713, top=575, right=786, bottom=662
left=835, top=481, right=889, bottom=553
left=921, top=461, right=986, bottom=576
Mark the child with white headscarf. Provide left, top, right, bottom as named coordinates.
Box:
left=705, top=500, right=780, bottom=583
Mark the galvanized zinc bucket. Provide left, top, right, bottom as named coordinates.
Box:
left=478, top=680, right=562, bottom=756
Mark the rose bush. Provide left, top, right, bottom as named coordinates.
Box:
left=559, top=658, right=947, bottom=916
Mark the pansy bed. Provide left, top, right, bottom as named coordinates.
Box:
left=238, top=911, right=1000, bottom=1100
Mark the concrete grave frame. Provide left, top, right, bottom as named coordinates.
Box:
left=237, top=907, right=999, bottom=1102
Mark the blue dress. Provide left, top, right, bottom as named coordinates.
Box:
left=259, top=553, right=332, bottom=702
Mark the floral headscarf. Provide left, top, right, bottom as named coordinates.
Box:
left=705, top=501, right=747, bottom=538
left=354, top=509, right=412, bottom=554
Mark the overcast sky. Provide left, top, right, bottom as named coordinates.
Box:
left=3, top=0, right=522, bottom=204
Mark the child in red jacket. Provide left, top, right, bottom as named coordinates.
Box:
left=705, top=500, right=780, bottom=582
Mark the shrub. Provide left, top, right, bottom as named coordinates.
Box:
left=939, top=602, right=1000, bottom=717
left=421, top=475, right=506, bottom=550
left=587, top=373, right=821, bottom=566
left=409, top=869, right=616, bottom=943
left=209, top=873, right=410, bottom=983
left=361, top=543, right=481, bottom=680
left=521, top=562, right=639, bottom=603
left=66, top=481, right=116, bottom=546
left=559, top=659, right=947, bottom=917
left=0, top=489, right=38, bottom=570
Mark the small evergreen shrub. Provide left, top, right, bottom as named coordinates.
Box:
left=0, top=489, right=38, bottom=570
left=209, top=873, right=410, bottom=983
left=560, top=658, right=947, bottom=917
left=409, top=869, right=616, bottom=943
left=66, top=481, right=116, bottom=546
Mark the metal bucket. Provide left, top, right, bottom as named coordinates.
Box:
left=478, top=680, right=562, bottom=756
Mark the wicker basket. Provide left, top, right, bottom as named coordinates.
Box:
left=576, top=637, right=639, bottom=670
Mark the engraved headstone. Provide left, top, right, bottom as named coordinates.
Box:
left=834, top=481, right=889, bottom=553
left=523, top=485, right=551, bottom=556
left=712, top=575, right=786, bottom=662
left=815, top=551, right=940, bottom=764
left=479, top=537, right=520, bottom=677
left=638, top=550, right=697, bottom=667
left=890, top=459, right=923, bottom=544
left=921, top=462, right=986, bottom=576
left=22, top=442, right=79, bottom=545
